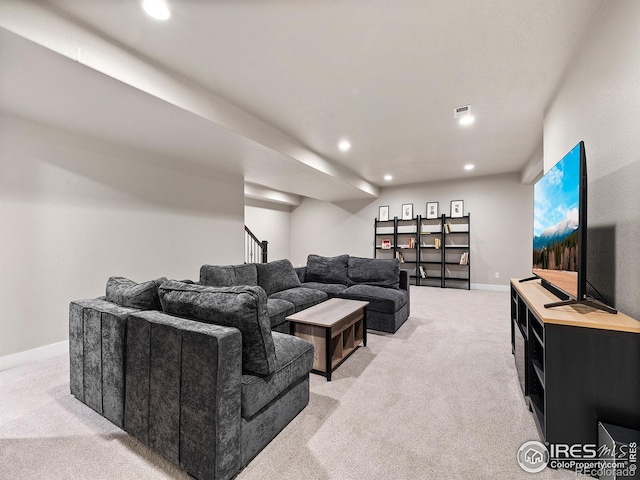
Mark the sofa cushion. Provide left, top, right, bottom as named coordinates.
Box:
left=241, top=332, right=313, bottom=419
left=158, top=281, right=276, bottom=376
left=199, top=264, right=258, bottom=287
left=267, top=298, right=295, bottom=329
left=305, top=254, right=349, bottom=285
left=106, top=276, right=166, bottom=310
left=347, top=257, right=400, bottom=289
left=338, top=284, right=408, bottom=314
left=300, top=282, right=348, bottom=298
left=256, top=259, right=301, bottom=296
left=269, top=287, right=328, bottom=313
left=294, top=266, right=306, bottom=283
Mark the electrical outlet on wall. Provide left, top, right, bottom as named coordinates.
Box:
left=495, top=272, right=500, bottom=279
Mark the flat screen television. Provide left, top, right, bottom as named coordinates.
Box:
left=532, top=141, right=586, bottom=301
left=529, top=141, right=616, bottom=313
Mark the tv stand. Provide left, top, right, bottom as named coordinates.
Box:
left=544, top=297, right=618, bottom=314
left=510, top=279, right=640, bottom=449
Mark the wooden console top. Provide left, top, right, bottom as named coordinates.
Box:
left=510, top=278, right=640, bottom=334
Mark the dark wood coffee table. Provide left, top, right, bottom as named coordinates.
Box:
left=287, top=298, right=369, bottom=381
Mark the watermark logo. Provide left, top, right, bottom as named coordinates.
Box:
left=517, top=441, right=549, bottom=473
left=517, top=440, right=637, bottom=476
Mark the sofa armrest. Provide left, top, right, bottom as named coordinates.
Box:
left=399, top=270, right=410, bottom=316
left=399, top=270, right=409, bottom=291
left=295, top=266, right=306, bottom=283
left=125, top=311, right=243, bottom=480
left=69, top=298, right=139, bottom=427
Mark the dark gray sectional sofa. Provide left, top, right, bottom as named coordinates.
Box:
left=200, top=255, right=410, bottom=334
left=68, top=255, right=410, bottom=480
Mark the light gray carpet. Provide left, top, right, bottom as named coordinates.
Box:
left=0, top=287, right=582, bottom=479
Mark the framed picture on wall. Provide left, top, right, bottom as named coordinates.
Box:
left=378, top=205, right=389, bottom=221
left=402, top=203, right=413, bottom=220
left=450, top=200, right=464, bottom=218
left=426, top=202, right=439, bottom=219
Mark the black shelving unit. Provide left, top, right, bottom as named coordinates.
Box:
left=373, top=217, right=396, bottom=261
left=418, top=215, right=443, bottom=287
left=374, top=216, right=419, bottom=284
left=374, top=213, right=470, bottom=289
left=442, top=214, right=470, bottom=290
left=396, top=217, right=419, bottom=284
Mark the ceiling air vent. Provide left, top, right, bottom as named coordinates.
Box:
left=453, top=105, right=471, bottom=119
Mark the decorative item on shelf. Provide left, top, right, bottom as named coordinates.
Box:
left=460, top=252, right=469, bottom=265
left=381, top=239, right=391, bottom=249
left=378, top=205, right=389, bottom=221
left=419, top=266, right=427, bottom=278
left=434, top=238, right=441, bottom=249
left=402, top=203, right=413, bottom=220
left=396, top=251, right=405, bottom=263
left=408, top=237, right=415, bottom=249
left=444, top=222, right=451, bottom=234
left=450, top=200, right=464, bottom=218
left=426, top=202, right=439, bottom=219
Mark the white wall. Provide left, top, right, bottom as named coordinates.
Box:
left=0, top=115, right=245, bottom=358
left=544, top=0, right=640, bottom=319
left=290, top=173, right=533, bottom=287
left=244, top=199, right=292, bottom=261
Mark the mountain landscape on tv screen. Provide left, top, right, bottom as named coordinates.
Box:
left=533, top=224, right=578, bottom=272
left=533, top=216, right=578, bottom=250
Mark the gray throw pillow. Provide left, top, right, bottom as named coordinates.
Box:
left=158, top=281, right=276, bottom=376
left=305, top=254, right=349, bottom=285
left=255, top=259, right=301, bottom=296
left=106, top=276, right=167, bottom=310
left=347, top=257, right=400, bottom=289
left=199, top=264, right=258, bottom=287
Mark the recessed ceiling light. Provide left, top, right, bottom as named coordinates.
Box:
left=143, top=0, right=170, bottom=20
left=464, top=164, right=475, bottom=171
left=458, top=115, right=475, bottom=126
left=338, top=140, right=351, bottom=152
left=384, top=175, right=393, bottom=181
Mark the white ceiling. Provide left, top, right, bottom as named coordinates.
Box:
left=1, top=0, right=604, bottom=201
left=0, top=28, right=373, bottom=202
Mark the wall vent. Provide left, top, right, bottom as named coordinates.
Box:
left=453, top=105, right=471, bottom=118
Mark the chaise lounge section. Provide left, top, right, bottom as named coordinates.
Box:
left=296, top=254, right=410, bottom=333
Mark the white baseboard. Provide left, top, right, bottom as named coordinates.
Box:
left=471, top=283, right=510, bottom=292
left=0, top=340, right=69, bottom=372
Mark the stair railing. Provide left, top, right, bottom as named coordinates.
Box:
left=244, top=226, right=268, bottom=263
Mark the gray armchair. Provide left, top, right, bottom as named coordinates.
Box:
left=70, top=279, right=314, bottom=480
